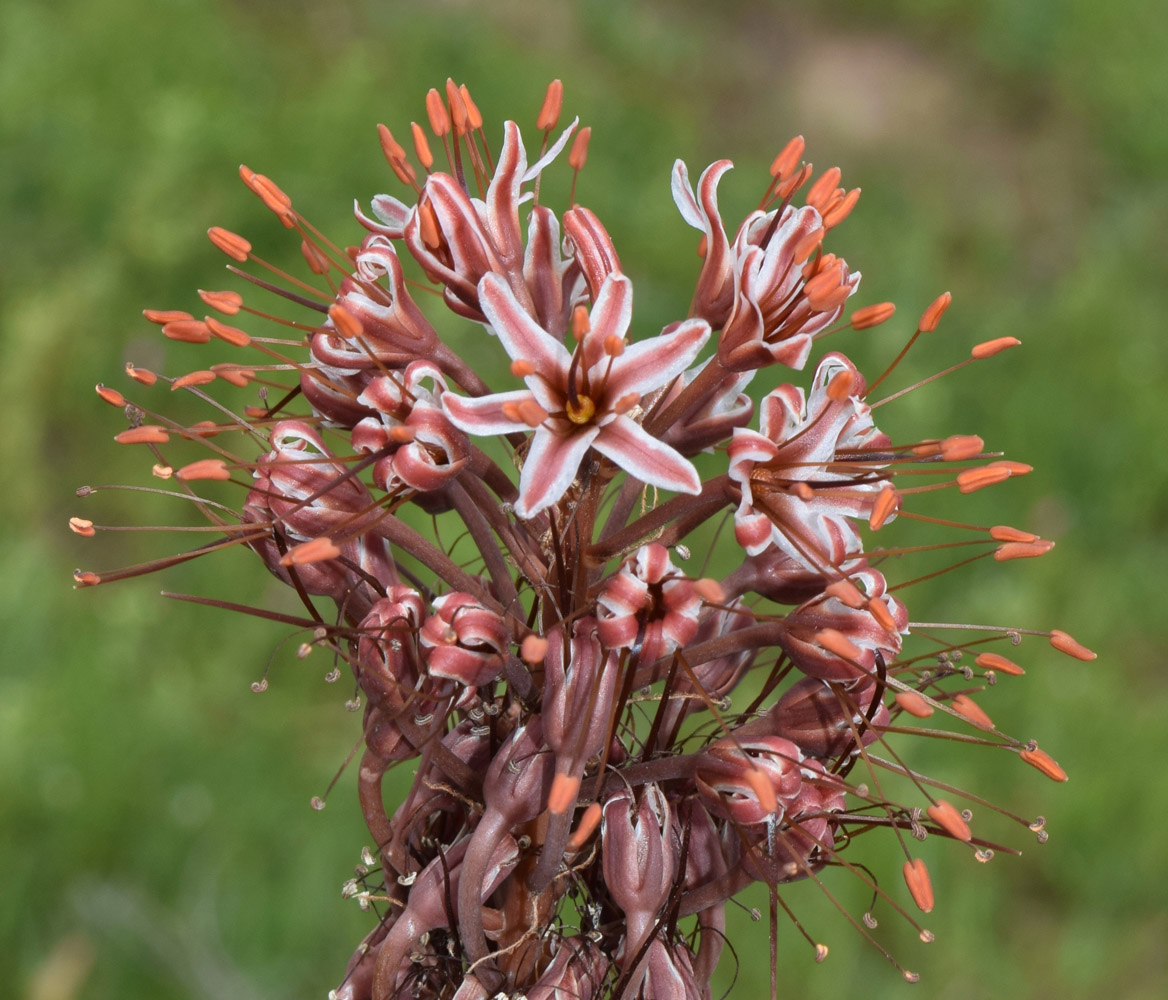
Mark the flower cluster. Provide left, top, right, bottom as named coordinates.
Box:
left=75, top=80, right=1095, bottom=999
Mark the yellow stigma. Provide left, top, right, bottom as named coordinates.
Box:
left=565, top=395, right=596, bottom=425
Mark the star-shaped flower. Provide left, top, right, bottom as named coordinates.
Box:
left=442, top=272, right=710, bottom=518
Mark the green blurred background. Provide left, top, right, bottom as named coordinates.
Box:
left=3, top=0, right=1166, bottom=997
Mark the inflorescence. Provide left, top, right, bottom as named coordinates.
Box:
left=74, top=79, right=1095, bottom=1000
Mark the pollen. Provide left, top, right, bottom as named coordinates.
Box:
left=69, top=517, right=95, bottom=537
left=1049, top=630, right=1097, bottom=661
left=927, top=799, right=972, bottom=842
left=903, top=858, right=934, bottom=913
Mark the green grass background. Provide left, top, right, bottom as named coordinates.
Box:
left=3, top=0, right=1166, bottom=997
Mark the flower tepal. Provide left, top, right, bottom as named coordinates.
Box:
left=77, top=79, right=1095, bottom=1000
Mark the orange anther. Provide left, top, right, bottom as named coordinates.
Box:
left=956, top=465, right=1012, bottom=494
left=520, top=634, right=549, bottom=664
left=445, top=78, right=468, bottom=134
left=547, top=773, right=581, bottom=816
left=281, top=536, right=342, bottom=566
left=918, top=291, right=952, bottom=333
left=537, top=79, right=564, bottom=131
left=940, top=434, right=984, bottom=461
left=990, top=459, right=1032, bottom=475
left=745, top=767, right=779, bottom=815
left=790, top=481, right=815, bottom=501
left=198, top=289, right=243, bottom=315
left=612, top=392, right=639, bottom=414
left=96, top=384, right=126, bottom=407
left=975, top=652, right=1025, bottom=676
left=189, top=420, right=221, bottom=438
left=73, top=570, right=102, bottom=587
left=776, top=161, right=813, bottom=200
left=693, top=578, right=725, bottom=603
left=806, top=166, right=842, bottom=212
left=459, top=85, right=482, bottom=130
left=571, top=304, right=590, bottom=340
left=1049, top=630, right=1097, bottom=661
left=951, top=693, right=994, bottom=729
left=567, top=801, right=602, bottom=851
left=239, top=165, right=294, bottom=225
left=377, top=123, right=406, bottom=162
left=990, top=525, right=1038, bottom=543
left=903, top=858, right=934, bottom=913
left=972, top=336, right=1020, bottom=359
left=569, top=126, right=592, bottom=171
left=152, top=464, right=173, bottom=479
left=126, top=364, right=157, bottom=386
left=207, top=227, right=251, bottom=262
left=994, top=539, right=1054, bottom=561
left=115, top=425, right=170, bottom=445
left=516, top=399, right=549, bottom=427
left=769, top=135, right=805, bottom=181
left=1020, top=746, right=1068, bottom=782
left=417, top=198, right=441, bottom=249
left=822, top=187, right=861, bottom=228
left=603, top=334, right=625, bottom=357
left=69, top=517, right=95, bottom=537
left=826, top=369, right=856, bottom=403
left=912, top=439, right=942, bottom=457
left=143, top=308, right=193, bottom=325
left=161, top=319, right=211, bottom=344
left=211, top=364, right=254, bottom=388
left=792, top=224, right=826, bottom=264
left=243, top=406, right=267, bottom=419
left=410, top=122, right=434, bottom=170
left=825, top=579, right=865, bottom=608
left=424, top=87, right=450, bottom=137
left=205, top=316, right=251, bottom=347
left=815, top=628, right=862, bottom=662
left=172, top=370, right=217, bottom=390
left=850, top=302, right=896, bottom=330
left=300, top=239, right=329, bottom=275
left=869, top=486, right=899, bottom=530
left=510, top=360, right=535, bottom=378
left=868, top=596, right=898, bottom=634
left=927, top=799, right=972, bottom=841
left=328, top=304, right=364, bottom=339
left=176, top=458, right=232, bottom=482
left=895, top=690, right=934, bottom=718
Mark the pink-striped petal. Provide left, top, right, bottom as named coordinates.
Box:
left=593, top=415, right=701, bottom=494
left=479, top=273, right=571, bottom=377
left=515, top=425, right=600, bottom=518
left=442, top=389, right=533, bottom=435
left=605, top=317, right=710, bottom=402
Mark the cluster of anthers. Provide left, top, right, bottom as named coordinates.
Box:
left=74, top=80, right=1095, bottom=1000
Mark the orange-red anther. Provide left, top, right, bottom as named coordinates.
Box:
left=152, top=464, right=173, bottom=479
left=824, top=579, right=865, bottom=608
left=990, top=525, right=1038, bottom=543
left=172, top=370, right=217, bottom=390
left=208, top=227, right=251, bottom=262
left=911, top=440, right=942, bottom=457
left=417, top=198, right=440, bottom=249
left=239, top=165, right=294, bottom=225
left=69, top=517, right=96, bottom=537
left=96, top=384, right=126, bottom=407
left=567, top=802, right=603, bottom=851
left=510, top=360, right=536, bottom=378
left=328, top=304, right=364, bottom=339
left=1049, top=630, right=1097, bottom=661
left=281, top=536, right=342, bottom=566
left=994, top=539, right=1055, bottom=561
left=769, top=135, right=805, bottom=181
left=927, top=799, right=972, bottom=842
left=537, top=79, right=564, bottom=130
left=205, top=316, right=251, bottom=347
left=868, top=596, right=898, bottom=634
left=571, top=304, right=590, bottom=340
left=198, top=289, right=243, bottom=315
left=850, top=302, right=896, bottom=330
left=951, top=693, right=994, bottom=729
left=956, top=464, right=1013, bottom=494
left=826, top=369, right=856, bottom=403
left=822, top=187, right=861, bottom=228
left=73, top=570, right=102, bottom=587
left=903, top=858, right=934, bottom=913
left=424, top=89, right=450, bottom=137
left=972, top=336, right=1021, bottom=359
left=806, top=166, right=842, bottom=212
left=125, top=364, right=157, bottom=386
left=211, top=364, right=255, bottom=388
left=189, top=420, right=221, bottom=438
left=869, top=486, right=899, bottom=530
left=815, top=628, right=862, bottom=662
left=895, top=690, right=934, bottom=718
left=445, top=78, right=468, bottom=134
left=603, top=334, right=625, bottom=357
left=989, top=460, right=1033, bottom=476
left=161, top=319, right=211, bottom=344
left=940, top=434, right=984, bottom=461
left=547, top=773, right=581, bottom=815
left=790, top=481, right=815, bottom=501
left=693, top=577, right=725, bottom=603
left=176, top=459, right=232, bottom=482
left=918, top=291, right=952, bottom=333
left=410, top=122, right=434, bottom=170
left=1020, top=746, right=1068, bottom=782
left=377, top=123, right=406, bottom=162
left=300, top=239, right=329, bottom=275
left=975, top=652, right=1025, bottom=676
left=569, top=126, right=592, bottom=171
left=115, top=425, right=170, bottom=445
left=745, top=767, right=779, bottom=815
left=792, top=224, right=826, bottom=264
left=520, top=634, right=549, bottom=664
left=459, top=85, right=482, bottom=130
left=143, top=308, right=193, bottom=325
